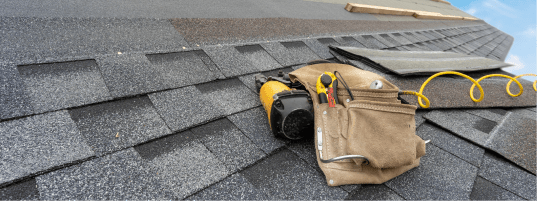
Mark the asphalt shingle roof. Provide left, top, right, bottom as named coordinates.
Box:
left=1, top=0, right=535, bottom=199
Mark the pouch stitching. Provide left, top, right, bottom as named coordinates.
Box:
left=349, top=104, right=415, bottom=115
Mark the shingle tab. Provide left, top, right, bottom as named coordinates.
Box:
left=148, top=86, right=223, bottom=132
left=227, top=107, right=287, bottom=154
left=478, top=152, right=536, bottom=200
left=339, top=36, right=366, bottom=48
left=97, top=53, right=168, bottom=98
left=0, top=179, right=39, bottom=200
left=235, top=44, right=282, bottom=71
left=187, top=174, right=269, bottom=200
left=191, top=119, right=266, bottom=172
left=345, top=184, right=403, bottom=200
left=303, top=38, right=337, bottom=59
left=0, top=110, right=94, bottom=186
left=417, top=123, right=485, bottom=166
left=203, top=45, right=256, bottom=77
left=68, top=96, right=171, bottom=156
left=36, top=148, right=174, bottom=200
left=280, top=41, right=321, bottom=64
left=260, top=42, right=302, bottom=67
left=196, top=78, right=261, bottom=115
left=145, top=51, right=218, bottom=88
left=464, top=109, right=506, bottom=122
left=0, top=62, right=33, bottom=120
left=354, top=35, right=388, bottom=49
left=145, top=142, right=230, bottom=199
left=0, top=17, right=189, bottom=64
left=385, top=144, right=478, bottom=200
left=388, top=33, right=412, bottom=45
left=424, top=110, right=491, bottom=145
left=469, top=176, right=524, bottom=200
left=18, top=60, right=111, bottom=113
left=240, top=149, right=347, bottom=199
left=486, top=112, right=536, bottom=174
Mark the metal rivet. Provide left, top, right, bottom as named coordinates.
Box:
left=329, top=180, right=334, bottom=184
left=323, top=111, right=327, bottom=115
left=346, top=99, right=350, bottom=103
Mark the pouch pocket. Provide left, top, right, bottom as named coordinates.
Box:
left=346, top=100, right=425, bottom=169
left=318, top=103, right=349, bottom=162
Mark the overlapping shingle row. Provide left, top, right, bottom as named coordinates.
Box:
left=1, top=17, right=535, bottom=200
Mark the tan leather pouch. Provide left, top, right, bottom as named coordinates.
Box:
left=289, top=63, right=426, bottom=186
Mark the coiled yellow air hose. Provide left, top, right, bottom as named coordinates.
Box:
left=401, top=72, right=537, bottom=108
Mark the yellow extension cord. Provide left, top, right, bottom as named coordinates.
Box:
left=401, top=72, right=537, bottom=108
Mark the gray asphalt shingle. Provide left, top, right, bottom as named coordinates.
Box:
left=203, top=45, right=257, bottom=77
left=187, top=174, right=269, bottom=200
left=424, top=110, right=493, bottom=145
left=0, top=179, right=39, bottom=200
left=96, top=53, right=168, bottom=98
left=354, top=35, right=388, bottom=49
left=145, top=51, right=218, bottom=89
left=146, top=141, right=230, bottom=199
left=227, top=107, right=288, bottom=154
left=282, top=41, right=322, bottom=63
left=148, top=86, right=223, bottom=132
left=68, top=96, right=171, bottom=156
left=417, top=123, right=485, bottom=167
left=0, top=62, right=33, bottom=120
left=240, top=149, right=348, bottom=199
left=478, top=152, right=536, bottom=200
left=196, top=78, right=261, bottom=115
left=235, top=44, right=282, bottom=71
left=469, top=176, right=524, bottom=200
left=385, top=144, right=478, bottom=200
left=36, top=148, right=174, bottom=200
left=0, top=110, right=94, bottom=186
left=0, top=17, right=189, bottom=64
left=303, top=38, right=337, bottom=59
left=339, top=36, right=366, bottom=48
left=345, top=185, right=403, bottom=200
left=191, top=118, right=266, bottom=172
left=18, top=60, right=111, bottom=113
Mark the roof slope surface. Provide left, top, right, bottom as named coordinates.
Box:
left=0, top=0, right=535, bottom=200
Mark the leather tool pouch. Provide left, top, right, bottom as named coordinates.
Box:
left=289, top=63, right=426, bottom=186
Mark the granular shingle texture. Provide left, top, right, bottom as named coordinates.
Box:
left=187, top=174, right=269, bottom=200
left=240, top=149, right=348, bottom=199
left=69, top=96, right=171, bottom=156
left=280, top=41, right=322, bottom=64
left=146, top=51, right=218, bottom=88
left=0, top=179, right=39, bottom=200
left=203, top=45, right=257, bottom=77
left=417, top=123, right=485, bottom=166
left=303, top=38, right=339, bottom=59
left=96, top=53, right=168, bottom=98
left=478, top=153, right=536, bottom=200
left=227, top=107, right=288, bottom=154
left=235, top=44, right=282, bottom=71
left=145, top=142, right=230, bottom=199
left=36, top=148, right=174, bottom=200
left=148, top=86, right=223, bottom=132
left=0, top=110, right=94, bottom=186
left=486, top=112, right=536, bottom=174
left=196, top=78, right=261, bottom=115
left=385, top=144, right=478, bottom=200
left=345, top=184, right=403, bottom=200
left=0, top=17, right=189, bottom=64
left=191, top=118, right=266, bottom=172
left=469, top=176, right=524, bottom=200
left=18, top=60, right=111, bottom=113
left=0, top=62, right=33, bottom=120
left=424, top=110, right=491, bottom=145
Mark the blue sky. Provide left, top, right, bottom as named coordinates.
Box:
left=449, top=0, right=536, bottom=81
